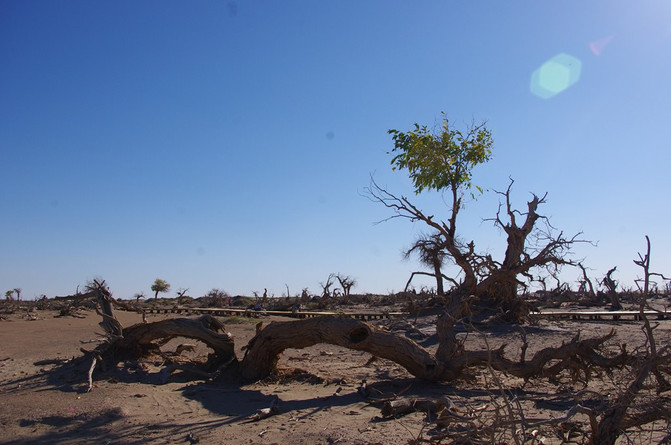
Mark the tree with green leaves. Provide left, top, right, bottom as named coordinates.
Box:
left=379, top=116, right=493, bottom=294
left=367, top=114, right=584, bottom=320
left=4, top=289, right=14, bottom=300
left=151, top=279, right=170, bottom=300
left=388, top=114, right=492, bottom=195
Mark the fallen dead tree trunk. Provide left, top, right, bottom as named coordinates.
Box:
left=239, top=316, right=626, bottom=383
left=85, top=281, right=237, bottom=383
left=112, top=315, right=236, bottom=360
left=240, top=316, right=446, bottom=381
left=380, top=396, right=453, bottom=418
left=86, top=282, right=629, bottom=389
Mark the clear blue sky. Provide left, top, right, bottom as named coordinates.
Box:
left=2, top=1, right=670, bottom=299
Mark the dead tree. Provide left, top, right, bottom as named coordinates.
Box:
left=587, top=237, right=671, bottom=444
left=93, top=280, right=123, bottom=338
left=320, top=274, right=335, bottom=298
left=244, top=315, right=628, bottom=384
left=299, top=288, right=310, bottom=304
left=634, top=235, right=671, bottom=301
left=600, top=266, right=622, bottom=310
left=317, top=274, right=336, bottom=308
left=528, top=237, right=671, bottom=445
left=85, top=281, right=234, bottom=380
left=403, top=271, right=458, bottom=295
left=335, top=273, right=356, bottom=303
left=478, top=180, right=588, bottom=317
left=114, top=315, right=235, bottom=359
left=403, top=232, right=455, bottom=296
left=89, top=295, right=627, bottom=387
left=577, top=262, right=597, bottom=301
left=366, top=177, right=587, bottom=321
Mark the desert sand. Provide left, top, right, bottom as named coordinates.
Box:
left=1, top=306, right=667, bottom=444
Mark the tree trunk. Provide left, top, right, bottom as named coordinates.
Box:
left=475, top=271, right=524, bottom=319
left=602, top=267, right=622, bottom=310
left=469, top=188, right=543, bottom=319
left=240, top=317, right=447, bottom=382
left=115, top=316, right=236, bottom=360
left=433, top=259, right=444, bottom=296
left=495, top=225, right=526, bottom=307
left=238, top=316, right=624, bottom=383
left=435, top=301, right=464, bottom=364
left=447, top=242, right=477, bottom=295
left=94, top=282, right=123, bottom=337
left=607, top=292, right=622, bottom=311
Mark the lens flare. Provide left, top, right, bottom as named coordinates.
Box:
left=530, top=53, right=582, bottom=99
left=589, top=35, right=614, bottom=56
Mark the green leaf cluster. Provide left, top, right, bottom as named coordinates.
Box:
left=151, top=278, right=170, bottom=293
left=388, top=115, right=493, bottom=194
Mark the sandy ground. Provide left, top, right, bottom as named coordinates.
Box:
left=1, top=308, right=669, bottom=444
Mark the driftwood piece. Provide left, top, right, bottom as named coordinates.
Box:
left=379, top=395, right=477, bottom=428
left=243, top=396, right=280, bottom=423
left=34, top=358, right=71, bottom=366
left=381, top=396, right=453, bottom=418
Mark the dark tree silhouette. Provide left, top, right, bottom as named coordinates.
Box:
left=151, top=279, right=170, bottom=300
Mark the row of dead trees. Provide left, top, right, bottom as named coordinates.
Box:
left=316, top=273, right=357, bottom=307
left=403, top=250, right=671, bottom=314
left=4, top=288, right=21, bottom=301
